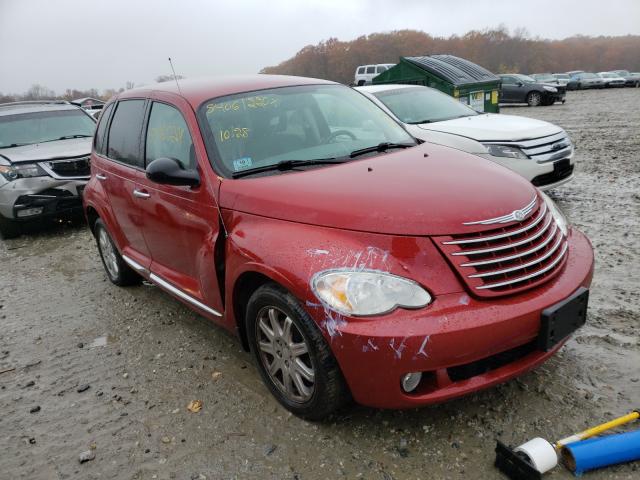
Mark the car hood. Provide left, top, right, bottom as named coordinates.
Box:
left=416, top=114, right=561, bottom=142
left=0, top=137, right=92, bottom=163
left=220, top=143, right=537, bottom=236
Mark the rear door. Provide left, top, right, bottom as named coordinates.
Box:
left=136, top=93, right=224, bottom=315
left=98, top=98, right=151, bottom=268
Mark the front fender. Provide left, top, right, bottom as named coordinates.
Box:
left=222, top=210, right=464, bottom=341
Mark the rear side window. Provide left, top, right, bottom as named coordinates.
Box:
left=366, top=66, right=375, bottom=74
left=145, top=102, right=195, bottom=170
left=107, top=99, right=146, bottom=167
left=357, top=67, right=365, bottom=74
left=94, top=102, right=114, bottom=155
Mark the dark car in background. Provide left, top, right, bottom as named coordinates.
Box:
left=0, top=101, right=95, bottom=238
left=498, top=74, right=566, bottom=106
left=570, top=72, right=604, bottom=89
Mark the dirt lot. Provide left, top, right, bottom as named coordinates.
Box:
left=1, top=88, right=639, bottom=480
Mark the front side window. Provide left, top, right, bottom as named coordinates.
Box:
left=374, top=87, right=477, bottom=124
left=145, top=102, right=195, bottom=170
left=198, top=84, right=415, bottom=178
left=500, top=76, right=516, bottom=85
left=0, top=108, right=95, bottom=149
left=107, top=99, right=146, bottom=167
left=376, top=66, right=388, bottom=73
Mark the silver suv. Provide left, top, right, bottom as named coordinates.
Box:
left=0, top=101, right=96, bottom=238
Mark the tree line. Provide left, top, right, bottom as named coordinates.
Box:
left=260, top=28, right=640, bottom=84
left=0, top=75, right=182, bottom=104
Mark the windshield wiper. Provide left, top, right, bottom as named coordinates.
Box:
left=0, top=142, right=31, bottom=149
left=232, top=158, right=346, bottom=179
left=349, top=142, right=414, bottom=158
left=57, top=134, right=93, bottom=140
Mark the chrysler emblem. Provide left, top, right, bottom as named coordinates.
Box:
left=462, top=195, right=537, bottom=225
left=513, top=209, right=526, bottom=221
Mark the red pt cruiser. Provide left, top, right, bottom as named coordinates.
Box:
left=83, top=76, right=594, bottom=419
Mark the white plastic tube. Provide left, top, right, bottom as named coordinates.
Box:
left=514, top=437, right=558, bottom=473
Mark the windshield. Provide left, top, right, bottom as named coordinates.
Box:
left=0, top=109, right=95, bottom=148
left=372, top=87, right=477, bottom=124
left=513, top=74, right=536, bottom=83
left=198, top=84, right=415, bottom=177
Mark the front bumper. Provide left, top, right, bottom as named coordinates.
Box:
left=324, top=229, right=593, bottom=409
left=478, top=152, right=575, bottom=190
left=0, top=176, right=87, bottom=221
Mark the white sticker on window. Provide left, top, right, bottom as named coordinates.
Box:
left=233, top=157, right=253, bottom=171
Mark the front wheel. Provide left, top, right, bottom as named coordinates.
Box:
left=94, top=219, right=141, bottom=286
left=527, top=91, right=542, bottom=107
left=246, top=283, right=349, bottom=420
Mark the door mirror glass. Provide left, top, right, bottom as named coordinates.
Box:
left=146, top=157, right=200, bottom=187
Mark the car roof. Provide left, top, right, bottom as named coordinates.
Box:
left=357, top=84, right=425, bottom=93
left=118, top=75, right=337, bottom=109
left=0, top=101, right=84, bottom=117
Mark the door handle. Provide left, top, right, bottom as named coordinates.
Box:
left=133, top=189, right=151, bottom=199
left=96, top=173, right=107, bottom=181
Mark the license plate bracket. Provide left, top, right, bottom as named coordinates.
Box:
left=537, top=287, right=589, bottom=351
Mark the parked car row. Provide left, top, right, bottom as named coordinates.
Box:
left=531, top=70, right=640, bottom=90
left=1, top=75, right=595, bottom=421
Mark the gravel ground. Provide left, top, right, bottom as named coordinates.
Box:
left=1, top=88, right=639, bottom=480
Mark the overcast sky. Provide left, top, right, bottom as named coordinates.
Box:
left=1, top=0, right=639, bottom=94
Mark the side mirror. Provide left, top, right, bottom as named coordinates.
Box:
left=517, top=82, right=524, bottom=87
left=146, top=157, right=200, bottom=187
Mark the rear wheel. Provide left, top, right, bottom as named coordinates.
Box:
left=527, top=91, right=542, bottom=107
left=94, top=219, right=140, bottom=286
left=246, top=283, right=349, bottom=420
left=0, top=215, right=20, bottom=239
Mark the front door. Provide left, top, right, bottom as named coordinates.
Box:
left=136, top=96, right=224, bottom=315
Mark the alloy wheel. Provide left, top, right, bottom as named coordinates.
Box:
left=99, top=228, right=119, bottom=279
left=255, top=306, right=315, bottom=403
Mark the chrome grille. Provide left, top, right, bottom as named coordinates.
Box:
left=485, top=131, right=573, bottom=163
left=435, top=197, right=569, bottom=297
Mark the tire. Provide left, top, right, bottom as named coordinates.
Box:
left=0, top=215, right=21, bottom=239
left=527, top=91, right=542, bottom=107
left=246, top=283, right=349, bottom=420
left=356, top=80, right=365, bottom=86
left=94, top=218, right=141, bottom=286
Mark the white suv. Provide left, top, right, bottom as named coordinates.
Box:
left=354, top=64, right=395, bottom=86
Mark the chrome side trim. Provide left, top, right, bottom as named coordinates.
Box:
left=476, top=242, right=568, bottom=290
left=447, top=203, right=547, bottom=246
left=460, top=223, right=558, bottom=267
left=149, top=273, right=222, bottom=317
left=122, top=255, right=148, bottom=274
left=451, top=214, right=553, bottom=256
left=461, top=195, right=537, bottom=226
left=468, top=232, right=564, bottom=278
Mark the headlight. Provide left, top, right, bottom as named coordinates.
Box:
left=0, top=163, right=46, bottom=182
left=311, top=269, right=432, bottom=317
left=543, top=86, right=558, bottom=92
left=540, top=192, right=568, bottom=236
left=484, top=144, right=528, bottom=159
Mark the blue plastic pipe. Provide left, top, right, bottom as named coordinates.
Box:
left=562, top=429, right=640, bottom=476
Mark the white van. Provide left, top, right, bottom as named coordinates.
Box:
left=354, top=64, right=395, bottom=86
